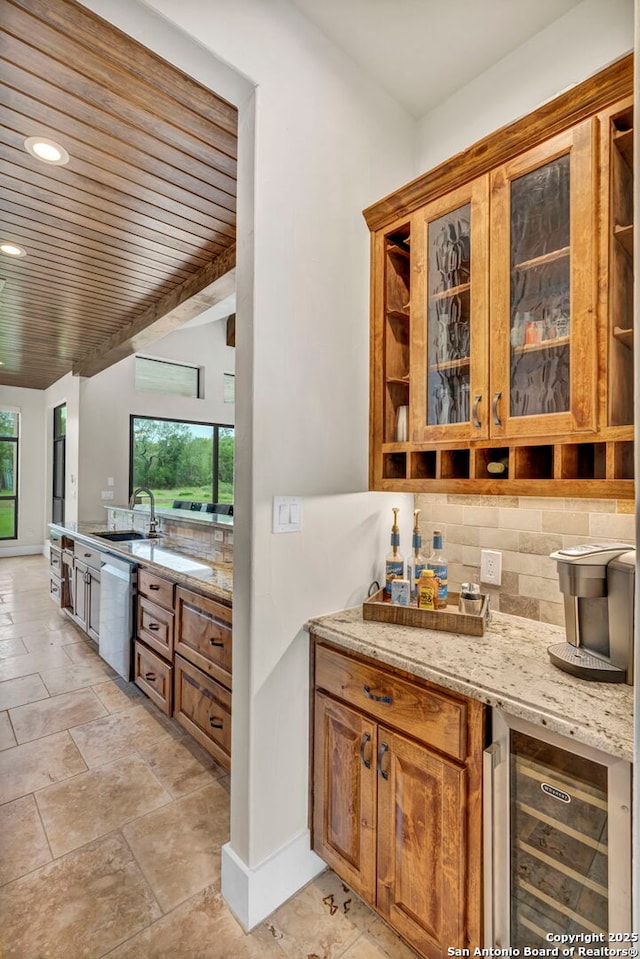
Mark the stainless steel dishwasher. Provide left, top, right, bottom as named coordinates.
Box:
left=99, top=551, right=138, bottom=681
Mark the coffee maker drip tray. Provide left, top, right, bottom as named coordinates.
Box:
left=548, top=642, right=626, bottom=683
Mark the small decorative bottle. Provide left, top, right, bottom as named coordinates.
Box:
left=407, top=509, right=427, bottom=599
left=428, top=528, right=449, bottom=609
left=417, top=569, right=437, bottom=610
left=384, top=507, right=404, bottom=598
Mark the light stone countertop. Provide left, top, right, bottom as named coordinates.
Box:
left=306, top=606, right=634, bottom=762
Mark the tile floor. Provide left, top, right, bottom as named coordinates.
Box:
left=0, top=555, right=417, bottom=959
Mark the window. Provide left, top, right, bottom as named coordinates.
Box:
left=0, top=411, right=19, bottom=540
left=135, top=356, right=201, bottom=398
left=130, top=416, right=234, bottom=508
left=52, top=403, right=66, bottom=524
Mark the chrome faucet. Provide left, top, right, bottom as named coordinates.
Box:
left=128, top=486, right=159, bottom=538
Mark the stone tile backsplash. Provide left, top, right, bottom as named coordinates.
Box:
left=415, top=494, right=636, bottom=627
left=105, top=508, right=233, bottom=565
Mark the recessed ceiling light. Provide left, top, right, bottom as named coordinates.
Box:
left=24, top=136, right=70, bottom=166
left=0, top=243, right=26, bottom=258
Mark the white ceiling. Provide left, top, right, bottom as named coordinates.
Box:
left=290, top=0, right=585, bottom=118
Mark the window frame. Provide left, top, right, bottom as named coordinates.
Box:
left=0, top=410, right=19, bottom=541
left=134, top=355, right=203, bottom=399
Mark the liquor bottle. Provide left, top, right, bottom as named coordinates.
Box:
left=384, top=507, right=404, bottom=598
left=428, top=528, right=448, bottom=609
left=407, top=509, right=427, bottom=599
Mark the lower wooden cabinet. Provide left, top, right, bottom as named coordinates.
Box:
left=311, top=636, right=484, bottom=959
left=134, top=640, right=173, bottom=715
left=174, top=654, right=231, bottom=768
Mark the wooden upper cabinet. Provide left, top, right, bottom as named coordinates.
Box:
left=489, top=122, right=598, bottom=439
left=367, top=56, right=634, bottom=497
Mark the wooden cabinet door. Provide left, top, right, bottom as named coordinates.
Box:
left=413, top=176, right=490, bottom=443
left=490, top=120, right=598, bottom=439
left=313, top=693, right=377, bottom=903
left=376, top=727, right=467, bottom=959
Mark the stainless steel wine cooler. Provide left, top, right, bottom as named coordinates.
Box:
left=484, top=710, right=631, bottom=946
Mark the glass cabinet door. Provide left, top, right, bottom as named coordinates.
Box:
left=415, top=178, right=489, bottom=441
left=490, top=122, right=598, bottom=439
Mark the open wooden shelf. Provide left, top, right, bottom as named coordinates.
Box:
left=614, top=222, right=633, bottom=257
left=613, top=126, right=633, bottom=168
left=386, top=309, right=409, bottom=323
left=613, top=325, right=633, bottom=349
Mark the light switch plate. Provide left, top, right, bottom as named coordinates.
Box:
left=101, top=490, right=114, bottom=500
left=272, top=496, right=303, bottom=533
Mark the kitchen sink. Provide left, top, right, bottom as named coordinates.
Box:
left=95, top=530, right=147, bottom=541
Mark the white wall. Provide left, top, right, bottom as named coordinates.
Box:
left=76, top=319, right=235, bottom=520
left=0, top=386, right=46, bottom=554
left=416, top=0, right=634, bottom=172
left=78, top=0, right=416, bottom=926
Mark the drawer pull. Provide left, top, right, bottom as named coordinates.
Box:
left=144, top=671, right=157, bottom=681
left=377, top=742, right=389, bottom=780
left=209, top=716, right=224, bottom=729
left=149, top=584, right=160, bottom=590
left=148, top=623, right=160, bottom=631
left=209, top=638, right=225, bottom=647
left=363, top=684, right=392, bottom=705
left=359, top=732, right=372, bottom=769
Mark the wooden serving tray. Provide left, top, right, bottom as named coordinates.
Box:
left=363, top=589, right=490, bottom=637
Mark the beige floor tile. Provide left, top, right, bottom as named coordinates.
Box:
left=105, top=884, right=283, bottom=959
left=0, top=794, right=52, bottom=885
left=62, top=640, right=101, bottom=665
left=9, top=688, right=108, bottom=744
left=4, top=607, right=70, bottom=628
left=136, top=735, right=220, bottom=798
left=92, top=677, right=147, bottom=713
left=263, top=870, right=371, bottom=959
left=0, top=833, right=161, bottom=959
left=0, top=637, right=28, bottom=659
left=341, top=918, right=419, bottom=959
left=0, top=730, right=87, bottom=804
left=70, top=702, right=180, bottom=768
left=123, top=781, right=230, bottom=912
left=36, top=754, right=172, bottom=857
left=0, top=646, right=75, bottom=682
left=0, top=673, right=49, bottom=711
left=0, top=710, right=16, bottom=750
left=41, top=660, right=116, bottom=696
left=23, top=626, right=85, bottom=652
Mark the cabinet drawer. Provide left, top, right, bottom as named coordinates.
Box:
left=175, top=587, right=232, bottom=685
left=315, top=642, right=467, bottom=761
left=174, top=654, right=231, bottom=768
left=137, top=596, right=174, bottom=660
left=49, top=575, right=62, bottom=605
left=49, top=546, right=62, bottom=575
left=138, top=567, right=175, bottom=610
left=74, top=545, right=104, bottom=570
left=135, top=641, right=173, bottom=715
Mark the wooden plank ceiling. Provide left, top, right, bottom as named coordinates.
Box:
left=0, top=0, right=237, bottom=390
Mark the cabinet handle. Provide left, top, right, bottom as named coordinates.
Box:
left=472, top=394, right=482, bottom=429
left=147, top=623, right=160, bottom=631
left=492, top=391, right=502, bottom=427
left=149, top=584, right=160, bottom=590
left=363, top=684, right=392, bottom=705
left=359, top=732, right=372, bottom=769
left=377, top=742, right=389, bottom=780
left=209, top=716, right=224, bottom=729
left=209, top=638, right=225, bottom=647
left=144, top=671, right=156, bottom=681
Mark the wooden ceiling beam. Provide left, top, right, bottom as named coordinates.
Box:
left=73, top=246, right=236, bottom=378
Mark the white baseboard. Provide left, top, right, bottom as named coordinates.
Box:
left=0, top=545, right=46, bottom=557
left=221, top=829, right=325, bottom=931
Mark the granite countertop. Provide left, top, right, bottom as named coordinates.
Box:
left=307, top=606, right=633, bottom=762
left=50, top=522, right=232, bottom=604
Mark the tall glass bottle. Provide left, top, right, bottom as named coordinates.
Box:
left=408, top=509, right=427, bottom=598
left=428, top=528, right=448, bottom=609
left=384, top=507, right=404, bottom=598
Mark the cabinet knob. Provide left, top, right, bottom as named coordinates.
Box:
left=209, top=716, right=224, bottom=729
left=359, top=732, right=372, bottom=769
left=377, top=742, right=389, bottom=780
left=363, top=684, right=392, bottom=705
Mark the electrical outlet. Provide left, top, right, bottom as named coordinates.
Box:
left=480, top=549, right=502, bottom=586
